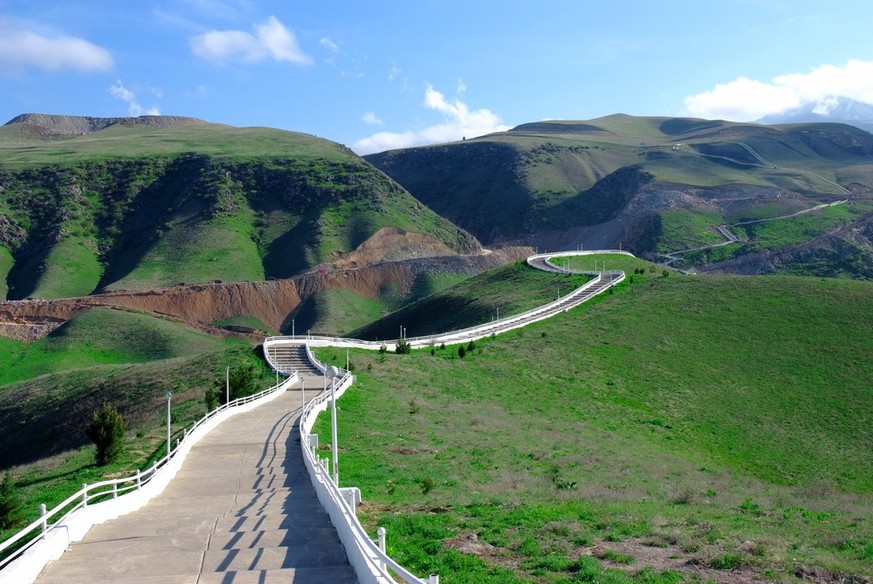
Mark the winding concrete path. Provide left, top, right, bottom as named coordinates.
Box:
left=34, top=388, right=357, bottom=584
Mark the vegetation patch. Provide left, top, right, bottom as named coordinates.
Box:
left=314, top=268, right=873, bottom=581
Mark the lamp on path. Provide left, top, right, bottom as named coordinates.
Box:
left=325, top=365, right=340, bottom=485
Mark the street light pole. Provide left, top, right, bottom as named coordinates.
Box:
left=225, top=366, right=230, bottom=405
left=300, top=374, right=306, bottom=411
left=292, top=318, right=295, bottom=339
left=165, top=391, right=172, bottom=459
left=326, top=366, right=340, bottom=485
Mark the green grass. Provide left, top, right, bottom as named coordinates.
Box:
left=107, top=216, right=265, bottom=291
left=211, top=315, right=276, bottom=334
left=0, top=307, right=223, bottom=386
left=654, top=209, right=725, bottom=252
left=349, top=260, right=597, bottom=341
left=0, top=246, right=12, bottom=300
left=0, top=123, right=353, bottom=166
left=28, top=237, right=103, bottom=298
left=739, top=201, right=873, bottom=253
left=313, top=268, right=873, bottom=581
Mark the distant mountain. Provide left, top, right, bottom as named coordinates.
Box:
left=366, top=114, right=873, bottom=279
left=758, top=97, right=873, bottom=133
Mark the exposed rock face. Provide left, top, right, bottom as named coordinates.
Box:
left=4, top=113, right=207, bottom=135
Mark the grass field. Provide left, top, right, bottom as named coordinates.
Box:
left=314, top=264, right=873, bottom=582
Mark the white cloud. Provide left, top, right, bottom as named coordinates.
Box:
left=353, top=85, right=510, bottom=155
left=190, top=15, right=311, bottom=65
left=0, top=19, right=113, bottom=73
left=362, top=111, right=383, bottom=125
left=683, top=60, right=873, bottom=121
left=110, top=80, right=161, bottom=116
left=320, top=37, right=339, bottom=54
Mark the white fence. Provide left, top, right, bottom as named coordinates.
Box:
left=0, top=375, right=296, bottom=584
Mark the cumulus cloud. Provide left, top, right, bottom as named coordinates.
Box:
left=190, top=16, right=311, bottom=65
left=362, top=111, right=383, bottom=125
left=0, top=19, right=113, bottom=73
left=683, top=60, right=873, bottom=121
left=110, top=80, right=161, bottom=116
left=353, top=85, right=510, bottom=155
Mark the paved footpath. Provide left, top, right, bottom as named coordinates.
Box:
left=35, top=387, right=358, bottom=584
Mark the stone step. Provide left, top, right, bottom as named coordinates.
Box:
left=197, top=566, right=357, bottom=584
left=207, top=526, right=343, bottom=550
left=214, top=509, right=334, bottom=532
left=201, top=544, right=351, bottom=572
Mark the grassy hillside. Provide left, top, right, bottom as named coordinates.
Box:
left=366, top=115, right=873, bottom=278
left=0, top=120, right=479, bottom=298
left=314, top=266, right=873, bottom=582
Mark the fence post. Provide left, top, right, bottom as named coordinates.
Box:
left=82, top=484, right=88, bottom=507
left=377, top=526, right=387, bottom=572
left=40, top=503, right=47, bottom=538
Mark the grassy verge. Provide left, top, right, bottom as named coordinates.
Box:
left=314, top=270, right=873, bottom=582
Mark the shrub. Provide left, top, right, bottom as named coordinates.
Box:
left=467, top=340, right=476, bottom=352
left=0, top=472, right=23, bottom=529
left=395, top=339, right=411, bottom=354
left=379, top=344, right=387, bottom=354
left=457, top=345, right=467, bottom=358
left=420, top=477, right=435, bottom=494
left=204, top=386, right=219, bottom=412
left=86, top=403, right=127, bottom=466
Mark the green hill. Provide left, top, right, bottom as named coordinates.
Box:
left=0, top=116, right=479, bottom=299
left=366, top=115, right=873, bottom=278
left=315, top=267, right=873, bottom=581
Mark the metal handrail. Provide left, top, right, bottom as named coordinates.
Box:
left=0, top=376, right=292, bottom=571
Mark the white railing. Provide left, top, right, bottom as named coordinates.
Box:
left=276, top=250, right=633, bottom=583
left=0, top=373, right=296, bottom=584
left=298, top=359, right=432, bottom=584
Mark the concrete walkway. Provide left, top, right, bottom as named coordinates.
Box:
left=35, top=389, right=358, bottom=584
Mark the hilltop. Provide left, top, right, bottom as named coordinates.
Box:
left=0, top=114, right=483, bottom=303
left=366, top=115, right=873, bottom=278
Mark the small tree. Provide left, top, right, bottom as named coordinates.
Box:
left=204, top=386, right=219, bottom=412
left=216, top=365, right=259, bottom=404
left=87, top=404, right=127, bottom=466
left=0, top=472, right=23, bottom=529
left=395, top=339, right=411, bottom=354
left=457, top=345, right=467, bottom=359
left=467, top=339, right=476, bottom=352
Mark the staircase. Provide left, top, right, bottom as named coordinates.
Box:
left=35, top=391, right=357, bottom=584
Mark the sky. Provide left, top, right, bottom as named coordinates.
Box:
left=2, top=1, right=873, bottom=154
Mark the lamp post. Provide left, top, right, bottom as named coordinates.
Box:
left=165, top=391, right=172, bottom=459
left=325, top=365, right=340, bottom=485
left=300, top=374, right=306, bottom=410
left=292, top=318, right=295, bottom=339
left=225, top=366, right=230, bottom=405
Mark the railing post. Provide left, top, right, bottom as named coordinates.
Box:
left=82, top=483, right=88, bottom=507
left=113, top=481, right=118, bottom=498
left=377, top=526, right=387, bottom=572
left=40, top=503, right=47, bottom=538
left=429, top=575, right=440, bottom=584
left=136, top=469, right=141, bottom=489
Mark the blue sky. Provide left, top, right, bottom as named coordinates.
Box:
left=2, top=1, right=873, bottom=154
